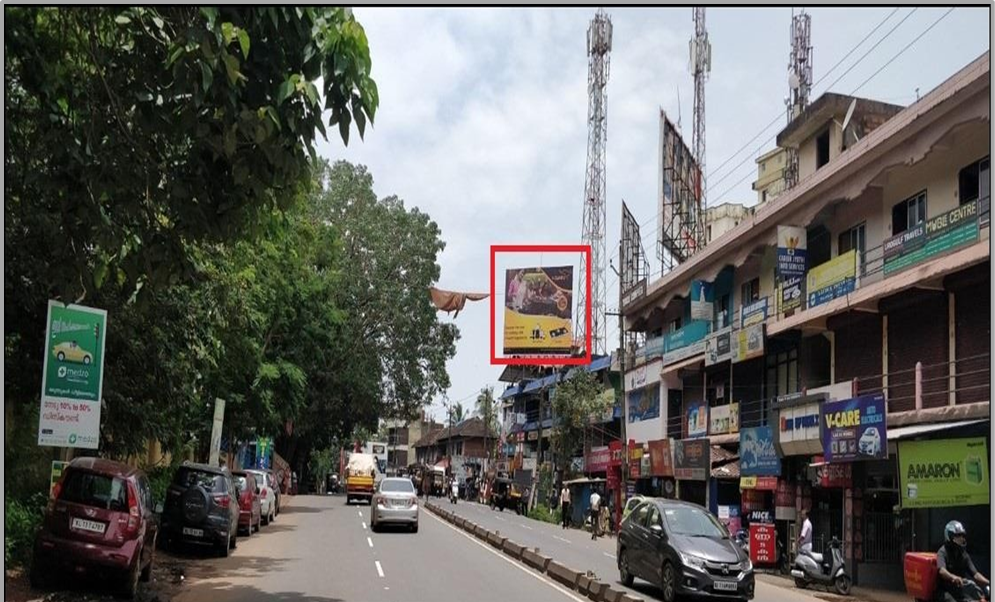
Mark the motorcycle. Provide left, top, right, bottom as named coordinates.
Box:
left=791, top=537, right=852, bottom=595
left=450, top=487, right=458, bottom=504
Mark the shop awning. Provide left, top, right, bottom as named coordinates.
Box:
left=500, top=386, right=521, bottom=400
left=712, top=460, right=740, bottom=479
left=887, top=419, right=987, bottom=441
left=660, top=354, right=705, bottom=377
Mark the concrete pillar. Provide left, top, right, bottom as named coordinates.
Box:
left=948, top=292, right=956, bottom=406
left=882, top=315, right=889, bottom=399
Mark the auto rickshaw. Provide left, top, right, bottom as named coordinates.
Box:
left=489, top=477, right=512, bottom=511
left=507, top=482, right=529, bottom=515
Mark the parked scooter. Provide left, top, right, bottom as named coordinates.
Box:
left=791, top=537, right=852, bottom=595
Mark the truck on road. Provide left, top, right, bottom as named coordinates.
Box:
left=345, top=453, right=378, bottom=505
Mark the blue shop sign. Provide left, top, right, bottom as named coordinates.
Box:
left=664, top=320, right=710, bottom=352
left=740, top=426, right=781, bottom=476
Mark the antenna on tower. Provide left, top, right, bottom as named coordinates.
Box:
left=690, top=7, right=709, bottom=246
left=577, top=8, right=611, bottom=357
left=784, top=8, right=812, bottom=190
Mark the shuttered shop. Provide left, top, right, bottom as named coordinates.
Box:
left=829, top=311, right=882, bottom=394
left=950, top=263, right=990, bottom=405
left=884, top=291, right=948, bottom=412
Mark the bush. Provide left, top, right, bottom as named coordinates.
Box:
left=5, top=492, right=47, bottom=568
left=147, top=464, right=179, bottom=508
left=528, top=504, right=561, bottom=525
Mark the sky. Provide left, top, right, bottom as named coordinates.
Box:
left=315, top=6, right=991, bottom=422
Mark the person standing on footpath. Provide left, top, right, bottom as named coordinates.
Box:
left=560, top=484, right=571, bottom=529
left=589, top=488, right=602, bottom=540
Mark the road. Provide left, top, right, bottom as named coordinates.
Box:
left=437, top=498, right=833, bottom=602
left=173, top=494, right=590, bottom=602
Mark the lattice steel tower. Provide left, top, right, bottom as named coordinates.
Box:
left=690, top=7, right=710, bottom=249
left=785, top=9, right=812, bottom=190
left=577, top=9, right=612, bottom=357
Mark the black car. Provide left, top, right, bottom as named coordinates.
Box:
left=160, top=462, right=240, bottom=557
left=617, top=499, right=755, bottom=602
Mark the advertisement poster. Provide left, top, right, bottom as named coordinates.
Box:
left=780, top=277, right=804, bottom=313
left=820, top=394, right=887, bottom=462
left=899, top=438, right=990, bottom=508
left=50, top=460, right=68, bottom=494
left=609, top=440, right=623, bottom=468
left=673, top=439, right=710, bottom=481
left=709, top=403, right=739, bottom=435
left=255, top=436, right=273, bottom=469
left=884, top=199, right=979, bottom=276
left=648, top=439, right=674, bottom=477
left=741, top=297, right=769, bottom=327
left=38, top=300, right=108, bottom=449
left=777, top=226, right=808, bottom=278
left=732, top=323, right=765, bottom=363
left=740, top=426, right=782, bottom=476
left=628, top=384, right=660, bottom=423
left=689, top=280, right=714, bottom=321
left=630, top=445, right=643, bottom=479
left=586, top=446, right=611, bottom=473
left=704, top=328, right=732, bottom=366
left=750, top=523, right=777, bottom=565
left=686, top=400, right=709, bottom=438
left=503, top=266, right=573, bottom=355
left=807, top=250, right=857, bottom=308
left=718, top=505, right=741, bottom=535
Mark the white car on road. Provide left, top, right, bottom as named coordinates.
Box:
left=246, top=469, right=278, bottom=524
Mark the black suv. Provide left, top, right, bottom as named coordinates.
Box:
left=161, top=462, right=239, bottom=557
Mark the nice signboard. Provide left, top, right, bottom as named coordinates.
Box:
left=899, top=438, right=989, bottom=509
left=38, top=301, right=108, bottom=449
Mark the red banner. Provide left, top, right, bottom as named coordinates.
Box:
left=776, top=480, right=795, bottom=508
left=586, top=446, right=611, bottom=473
left=648, top=439, right=674, bottom=477
left=750, top=523, right=776, bottom=565
left=755, top=476, right=778, bottom=490
left=609, top=440, right=623, bottom=468
left=814, top=456, right=852, bottom=488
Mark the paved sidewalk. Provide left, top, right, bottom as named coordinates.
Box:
left=757, top=573, right=910, bottom=602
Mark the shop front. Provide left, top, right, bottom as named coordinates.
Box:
left=674, top=438, right=709, bottom=506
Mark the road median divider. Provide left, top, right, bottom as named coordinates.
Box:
left=487, top=530, right=507, bottom=549
left=546, top=560, right=582, bottom=589
left=501, top=539, right=525, bottom=560
left=521, top=547, right=551, bottom=572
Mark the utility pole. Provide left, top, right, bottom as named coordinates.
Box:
left=608, top=242, right=628, bottom=530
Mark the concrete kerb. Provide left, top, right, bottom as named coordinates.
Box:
left=617, top=595, right=644, bottom=602
left=546, top=560, right=582, bottom=589
left=601, top=587, right=625, bottom=602
left=576, top=574, right=592, bottom=596
left=474, top=524, right=490, bottom=541
left=487, top=530, right=507, bottom=549
left=501, top=539, right=525, bottom=560
left=520, top=547, right=552, bottom=573
left=586, top=580, right=611, bottom=602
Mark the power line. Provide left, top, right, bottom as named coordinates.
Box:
left=816, top=8, right=919, bottom=96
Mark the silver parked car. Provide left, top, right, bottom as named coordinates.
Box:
left=370, top=478, right=418, bottom=533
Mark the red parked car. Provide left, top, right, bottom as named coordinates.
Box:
left=31, top=457, right=158, bottom=599
left=232, top=471, right=262, bottom=536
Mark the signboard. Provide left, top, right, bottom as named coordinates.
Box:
left=747, top=509, right=774, bottom=524
left=628, top=383, right=660, bottom=423
left=673, top=439, right=709, bottom=481
left=50, top=460, right=68, bottom=494
left=705, top=328, right=732, bottom=366
left=777, top=226, right=807, bottom=314
left=750, top=523, right=777, bottom=565
left=38, top=301, right=108, bottom=449
left=648, top=439, right=674, bottom=477
left=662, top=339, right=707, bottom=366
left=609, top=440, right=623, bottom=468
left=741, top=297, right=769, bottom=327
left=503, top=266, right=574, bottom=355
left=664, top=320, right=710, bottom=353
left=899, top=438, right=990, bottom=509
left=686, top=400, right=708, bottom=438
left=740, top=476, right=778, bottom=491
left=689, top=280, right=714, bottom=321
left=718, top=505, right=741, bottom=536
left=780, top=277, right=804, bottom=313
left=709, top=403, right=739, bottom=435
left=740, top=426, right=781, bottom=476
left=820, top=394, right=887, bottom=462
left=640, top=453, right=651, bottom=476
left=732, top=323, right=765, bottom=363
left=621, top=279, right=648, bottom=310
left=776, top=480, right=796, bottom=521
left=807, top=250, right=857, bottom=308
left=586, top=446, right=611, bottom=473
left=209, top=398, right=226, bottom=466
left=777, top=402, right=822, bottom=456
left=884, top=199, right=979, bottom=276
left=817, top=461, right=853, bottom=488
left=629, top=445, right=643, bottom=479
left=256, top=436, right=273, bottom=469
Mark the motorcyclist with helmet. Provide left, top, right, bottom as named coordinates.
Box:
left=936, top=521, right=989, bottom=602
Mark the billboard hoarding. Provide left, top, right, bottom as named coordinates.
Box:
left=899, top=437, right=989, bottom=508
left=820, top=394, right=887, bottom=463
left=503, top=266, right=574, bottom=356
left=673, top=438, right=709, bottom=481
left=807, top=250, right=857, bottom=308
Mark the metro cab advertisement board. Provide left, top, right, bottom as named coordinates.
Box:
left=820, top=394, right=886, bottom=462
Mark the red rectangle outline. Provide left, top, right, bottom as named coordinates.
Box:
left=490, top=244, right=591, bottom=366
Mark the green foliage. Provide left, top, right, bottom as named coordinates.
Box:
left=528, top=503, right=561, bottom=526
left=475, top=387, right=499, bottom=460
left=551, top=371, right=612, bottom=475
left=147, top=465, right=179, bottom=508
left=5, top=492, right=47, bottom=568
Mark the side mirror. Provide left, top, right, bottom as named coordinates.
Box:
left=154, top=502, right=164, bottom=514
left=650, top=524, right=664, bottom=535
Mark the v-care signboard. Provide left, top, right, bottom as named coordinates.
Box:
left=38, top=301, right=108, bottom=449
left=820, top=394, right=886, bottom=462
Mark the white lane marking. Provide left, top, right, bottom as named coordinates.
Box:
left=520, top=524, right=533, bottom=530
left=362, top=522, right=367, bottom=530
left=604, top=552, right=616, bottom=559
left=553, top=535, right=572, bottom=544
left=367, top=537, right=374, bottom=548
left=495, top=516, right=507, bottom=522
left=358, top=510, right=363, bottom=517
left=375, top=560, right=385, bottom=578
left=427, top=512, right=586, bottom=602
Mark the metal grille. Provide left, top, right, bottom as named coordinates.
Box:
left=863, top=512, right=915, bottom=563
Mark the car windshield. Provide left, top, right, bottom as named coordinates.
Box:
left=662, top=507, right=728, bottom=538
left=381, top=479, right=415, bottom=493
left=60, top=469, right=130, bottom=512
left=175, top=468, right=227, bottom=493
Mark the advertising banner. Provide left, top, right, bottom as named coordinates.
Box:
left=664, top=320, right=710, bottom=353
left=704, top=328, right=732, bottom=366
left=741, top=297, right=769, bottom=327
left=899, top=438, right=990, bottom=508
left=732, top=323, right=765, bottom=363
left=807, top=250, right=857, bottom=308
left=747, top=509, right=775, bottom=524
left=586, top=446, right=611, bottom=473
left=709, top=403, right=739, bottom=435
left=820, top=394, right=887, bottom=462
left=674, top=439, right=710, bottom=481
left=740, top=476, right=778, bottom=491
left=884, top=200, right=979, bottom=276
left=38, top=301, right=108, bottom=449
left=740, top=426, right=782, bottom=476
left=630, top=445, right=643, bottom=479
left=689, top=280, right=715, bottom=321
left=686, top=400, right=709, bottom=438
left=750, top=524, right=777, bottom=565
left=503, top=266, right=574, bottom=355
left=780, top=277, right=804, bottom=313
left=628, top=383, right=660, bottom=423
left=641, top=453, right=652, bottom=476
left=718, top=505, right=741, bottom=536
left=777, top=226, right=807, bottom=277
left=255, top=436, right=273, bottom=469
left=50, top=460, right=69, bottom=494
left=648, top=439, right=674, bottom=477
left=609, top=440, right=623, bottom=468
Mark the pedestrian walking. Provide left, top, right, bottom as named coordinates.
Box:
left=797, top=508, right=813, bottom=553
left=589, top=489, right=602, bottom=540
left=559, top=484, right=571, bottom=529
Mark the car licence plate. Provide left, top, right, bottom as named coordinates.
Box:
left=713, top=580, right=738, bottom=592
left=182, top=527, right=204, bottom=537
left=70, top=518, right=106, bottom=534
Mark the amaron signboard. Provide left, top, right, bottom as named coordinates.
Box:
left=740, top=426, right=781, bottom=476
left=502, top=265, right=574, bottom=356
left=38, top=300, right=108, bottom=449
left=820, top=394, right=887, bottom=462
left=673, top=438, right=709, bottom=481
left=899, top=437, right=989, bottom=508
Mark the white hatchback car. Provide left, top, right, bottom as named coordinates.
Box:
left=858, top=427, right=882, bottom=457
left=245, top=469, right=278, bottom=524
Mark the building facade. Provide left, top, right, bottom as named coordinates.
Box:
left=706, top=202, right=754, bottom=245
left=621, top=53, right=990, bottom=589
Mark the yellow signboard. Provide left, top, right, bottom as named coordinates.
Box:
left=806, top=250, right=857, bottom=307
left=503, top=266, right=574, bottom=355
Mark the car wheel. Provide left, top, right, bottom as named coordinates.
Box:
left=244, top=521, right=252, bottom=538
left=140, top=537, right=156, bottom=582
left=269, top=510, right=275, bottom=524
left=618, top=548, right=634, bottom=587
left=411, top=522, right=418, bottom=533
left=119, top=557, right=140, bottom=599
left=661, top=562, right=677, bottom=602
left=262, top=510, right=269, bottom=526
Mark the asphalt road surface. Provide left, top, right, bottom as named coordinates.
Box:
left=173, top=494, right=592, bottom=602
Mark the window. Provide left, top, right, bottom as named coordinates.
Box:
left=706, top=225, right=712, bottom=242
left=838, top=223, right=866, bottom=275
left=634, top=502, right=651, bottom=527
left=766, top=348, right=798, bottom=398
left=762, top=190, right=768, bottom=204
left=60, top=469, right=130, bottom=511
left=817, top=129, right=831, bottom=169
left=892, top=191, right=927, bottom=235
left=741, top=278, right=760, bottom=304
left=669, top=318, right=681, bottom=333
left=647, top=506, right=662, bottom=529
left=959, top=157, right=990, bottom=214
left=714, top=293, right=730, bottom=330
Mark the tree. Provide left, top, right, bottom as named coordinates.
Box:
left=450, top=402, right=467, bottom=424
left=551, top=370, right=612, bottom=478
left=475, top=387, right=499, bottom=461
